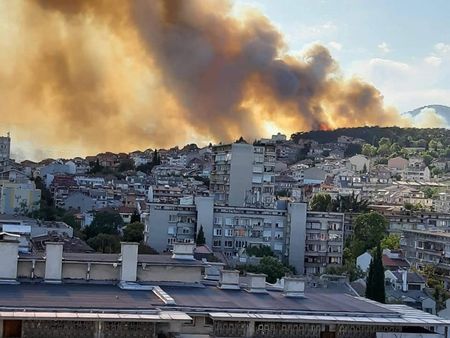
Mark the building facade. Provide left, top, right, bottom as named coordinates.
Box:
left=210, top=142, right=275, bottom=208
left=145, top=198, right=345, bottom=275
left=0, top=134, right=10, bottom=173
left=401, top=229, right=450, bottom=274
left=0, top=181, right=41, bottom=215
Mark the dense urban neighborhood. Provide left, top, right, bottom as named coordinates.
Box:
left=1, top=127, right=450, bottom=337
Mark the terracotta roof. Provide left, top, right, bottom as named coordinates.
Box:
left=382, top=255, right=410, bottom=269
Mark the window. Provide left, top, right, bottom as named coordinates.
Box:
left=213, top=228, right=222, bottom=236
left=235, top=240, right=247, bottom=248
left=275, top=221, right=284, bottom=228
left=167, top=226, right=176, bottom=235
left=213, top=240, right=221, bottom=247
left=274, top=243, right=283, bottom=251
left=169, top=215, right=178, bottom=222
left=214, top=217, right=222, bottom=226
left=225, top=229, right=233, bottom=237
left=225, top=218, right=233, bottom=226
left=224, top=240, right=233, bottom=247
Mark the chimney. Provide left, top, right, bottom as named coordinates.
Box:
left=219, top=270, right=240, bottom=290
left=44, top=242, right=63, bottom=283
left=0, top=233, right=20, bottom=283
left=120, top=242, right=139, bottom=282
left=172, top=242, right=195, bottom=260
left=283, top=277, right=305, bottom=298
left=402, top=270, right=408, bottom=292
left=246, top=273, right=267, bottom=293
left=204, top=262, right=224, bottom=281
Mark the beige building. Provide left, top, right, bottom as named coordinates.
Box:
left=0, top=181, right=41, bottom=215
left=388, top=156, right=409, bottom=171
left=347, top=154, right=370, bottom=172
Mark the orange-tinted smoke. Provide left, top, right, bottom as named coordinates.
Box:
left=0, top=0, right=404, bottom=159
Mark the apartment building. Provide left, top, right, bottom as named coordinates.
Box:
left=210, top=142, right=276, bottom=208
left=401, top=229, right=450, bottom=274
left=435, top=191, right=450, bottom=213
left=345, top=207, right=450, bottom=237
left=305, top=212, right=345, bottom=275
left=145, top=198, right=345, bottom=274
left=0, top=180, right=41, bottom=215
left=0, top=134, right=11, bottom=173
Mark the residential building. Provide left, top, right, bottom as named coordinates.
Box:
left=388, top=156, right=409, bottom=171
left=0, top=134, right=11, bottom=173
left=401, top=229, right=450, bottom=274
left=145, top=199, right=346, bottom=275
left=0, top=181, right=41, bottom=215
left=384, top=270, right=436, bottom=315
left=435, top=191, right=450, bottom=213
left=0, top=239, right=447, bottom=338
left=304, top=212, right=345, bottom=274
left=346, top=155, right=370, bottom=172
left=303, top=167, right=327, bottom=184
left=210, top=142, right=275, bottom=208
left=403, top=165, right=431, bottom=182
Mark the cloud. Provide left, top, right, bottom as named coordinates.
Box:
left=424, top=56, right=442, bottom=67
left=377, top=42, right=390, bottom=54
left=328, top=41, right=342, bottom=51
left=435, top=42, right=450, bottom=55
left=294, top=21, right=338, bottom=41
left=350, top=46, right=450, bottom=112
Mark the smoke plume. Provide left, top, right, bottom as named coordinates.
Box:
left=0, top=0, right=411, bottom=159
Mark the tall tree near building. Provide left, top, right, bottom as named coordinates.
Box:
left=196, top=225, right=206, bottom=245
left=310, top=193, right=332, bottom=211
left=365, top=244, right=385, bottom=303
left=130, top=210, right=141, bottom=223
left=123, top=222, right=145, bottom=243
left=350, top=211, right=388, bottom=258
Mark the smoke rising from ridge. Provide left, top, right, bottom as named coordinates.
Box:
left=0, top=0, right=417, bottom=159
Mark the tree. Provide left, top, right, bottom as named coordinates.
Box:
left=196, top=225, right=206, bottom=245
left=351, top=212, right=388, bottom=258
left=152, top=149, right=161, bottom=166
left=365, top=244, right=385, bottom=303
left=118, top=158, right=135, bottom=172
left=331, top=193, right=369, bottom=213
left=84, top=210, right=124, bottom=239
left=310, top=193, right=332, bottom=212
left=251, top=256, right=292, bottom=283
left=344, top=143, right=362, bottom=157
left=362, top=144, right=377, bottom=157
left=123, top=222, right=145, bottom=242
left=87, top=233, right=121, bottom=253
left=130, top=210, right=141, bottom=223
left=89, top=158, right=104, bottom=174
left=380, top=234, right=400, bottom=250
left=246, top=245, right=274, bottom=257
left=422, top=153, right=433, bottom=167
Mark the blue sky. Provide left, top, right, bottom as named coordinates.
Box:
left=236, top=0, right=450, bottom=112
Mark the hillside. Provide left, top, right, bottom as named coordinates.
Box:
left=404, top=105, right=450, bottom=125
left=291, top=126, right=450, bottom=147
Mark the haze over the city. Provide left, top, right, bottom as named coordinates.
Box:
left=1, top=0, right=449, bottom=160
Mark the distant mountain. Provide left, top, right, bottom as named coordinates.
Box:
left=403, top=104, right=450, bottom=126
